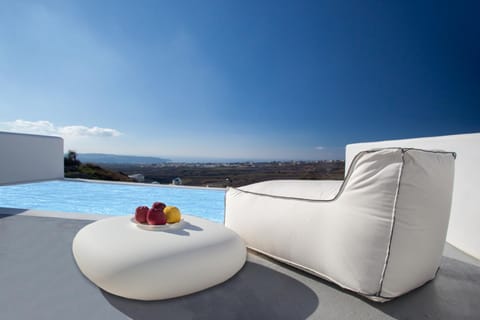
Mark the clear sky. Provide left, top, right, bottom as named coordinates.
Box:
left=1, top=1, right=479, bottom=161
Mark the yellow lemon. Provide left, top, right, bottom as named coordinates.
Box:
left=164, top=206, right=181, bottom=224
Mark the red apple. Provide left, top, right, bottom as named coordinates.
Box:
left=135, top=206, right=149, bottom=224
left=152, top=202, right=166, bottom=211
left=147, top=207, right=167, bottom=225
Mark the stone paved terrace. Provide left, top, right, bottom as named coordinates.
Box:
left=1, top=209, right=479, bottom=320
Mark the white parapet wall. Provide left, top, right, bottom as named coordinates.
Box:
left=346, top=132, right=480, bottom=260
left=0, top=131, right=64, bottom=185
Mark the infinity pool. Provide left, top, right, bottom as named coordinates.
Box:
left=0, top=180, right=226, bottom=222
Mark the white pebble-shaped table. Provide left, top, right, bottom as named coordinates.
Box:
left=72, top=215, right=246, bottom=300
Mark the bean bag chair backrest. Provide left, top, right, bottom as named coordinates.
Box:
left=342, top=148, right=456, bottom=299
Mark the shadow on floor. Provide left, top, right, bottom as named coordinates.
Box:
left=370, top=256, right=480, bottom=320
left=0, top=207, right=29, bottom=219
left=236, top=250, right=480, bottom=320
left=101, top=261, right=319, bottom=320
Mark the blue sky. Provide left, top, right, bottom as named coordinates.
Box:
left=1, top=1, right=479, bottom=161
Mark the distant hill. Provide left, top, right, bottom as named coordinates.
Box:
left=65, top=163, right=134, bottom=182
left=77, top=153, right=170, bottom=164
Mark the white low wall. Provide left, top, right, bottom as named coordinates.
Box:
left=346, top=133, right=480, bottom=260
left=0, top=132, right=64, bottom=185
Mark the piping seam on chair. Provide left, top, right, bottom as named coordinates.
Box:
left=227, top=149, right=372, bottom=203
left=246, top=246, right=385, bottom=299
left=376, top=149, right=406, bottom=297
left=228, top=148, right=454, bottom=203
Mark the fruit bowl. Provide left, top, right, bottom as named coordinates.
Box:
left=131, top=217, right=185, bottom=231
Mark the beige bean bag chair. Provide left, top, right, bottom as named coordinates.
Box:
left=225, top=148, right=455, bottom=301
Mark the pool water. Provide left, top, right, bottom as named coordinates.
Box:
left=0, top=180, right=226, bottom=222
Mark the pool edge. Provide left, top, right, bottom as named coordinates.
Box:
left=0, top=207, right=113, bottom=221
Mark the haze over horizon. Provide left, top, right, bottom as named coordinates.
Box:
left=1, top=1, right=479, bottom=161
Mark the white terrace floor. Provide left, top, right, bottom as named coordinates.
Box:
left=1, top=208, right=479, bottom=320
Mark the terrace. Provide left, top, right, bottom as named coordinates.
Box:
left=1, top=131, right=479, bottom=319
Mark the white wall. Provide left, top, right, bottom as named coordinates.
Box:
left=346, top=133, right=480, bottom=260
left=0, top=132, right=64, bottom=185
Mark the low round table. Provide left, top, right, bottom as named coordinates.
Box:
left=72, top=215, right=246, bottom=300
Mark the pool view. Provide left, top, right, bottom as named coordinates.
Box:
left=0, top=180, right=226, bottom=222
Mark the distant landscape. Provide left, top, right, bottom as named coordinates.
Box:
left=65, top=152, right=345, bottom=187
left=102, top=161, right=345, bottom=187
left=77, top=153, right=170, bottom=164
